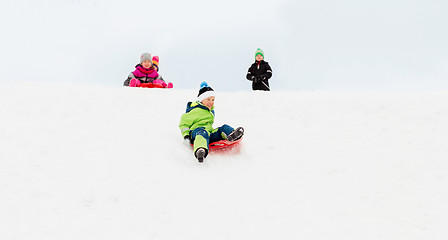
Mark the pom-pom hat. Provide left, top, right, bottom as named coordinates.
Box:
left=197, top=82, right=215, bottom=102
left=255, top=48, right=264, bottom=59
left=152, top=56, right=159, bottom=71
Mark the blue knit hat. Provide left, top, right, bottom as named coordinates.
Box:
left=197, top=82, right=215, bottom=102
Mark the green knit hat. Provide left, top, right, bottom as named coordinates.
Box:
left=255, top=48, right=264, bottom=59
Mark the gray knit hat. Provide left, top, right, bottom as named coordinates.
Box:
left=140, top=53, right=152, bottom=64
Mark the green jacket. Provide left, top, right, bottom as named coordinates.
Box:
left=179, top=101, right=215, bottom=138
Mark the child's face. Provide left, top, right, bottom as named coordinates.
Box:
left=142, top=60, right=152, bottom=69
left=201, top=96, right=215, bottom=109
left=255, top=54, right=264, bottom=61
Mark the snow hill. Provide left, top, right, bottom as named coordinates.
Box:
left=1, top=82, right=447, bottom=240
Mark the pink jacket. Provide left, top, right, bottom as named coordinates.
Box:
left=131, top=64, right=159, bottom=81
left=124, top=63, right=172, bottom=88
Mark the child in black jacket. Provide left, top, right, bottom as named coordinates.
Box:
left=246, top=48, right=272, bottom=91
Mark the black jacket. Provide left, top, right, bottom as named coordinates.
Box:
left=246, top=60, right=272, bottom=91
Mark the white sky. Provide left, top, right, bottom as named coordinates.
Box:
left=1, top=0, right=447, bottom=91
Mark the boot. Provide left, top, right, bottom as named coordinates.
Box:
left=195, top=148, right=207, bottom=163
left=227, top=127, right=244, bottom=141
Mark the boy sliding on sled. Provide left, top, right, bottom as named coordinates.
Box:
left=179, top=82, right=244, bottom=162
left=123, top=52, right=173, bottom=88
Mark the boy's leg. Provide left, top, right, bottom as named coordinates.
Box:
left=191, top=127, right=210, bottom=156
left=210, top=124, right=234, bottom=143
left=227, top=127, right=244, bottom=141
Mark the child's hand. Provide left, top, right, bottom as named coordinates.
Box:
left=183, top=136, right=191, bottom=146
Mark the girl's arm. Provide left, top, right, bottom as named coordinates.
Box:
left=153, top=75, right=166, bottom=84
left=123, top=72, right=136, bottom=86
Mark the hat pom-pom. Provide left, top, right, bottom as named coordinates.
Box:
left=200, top=82, right=209, bottom=88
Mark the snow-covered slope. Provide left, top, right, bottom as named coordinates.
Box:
left=1, top=82, right=447, bottom=239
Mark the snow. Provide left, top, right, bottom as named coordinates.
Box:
left=1, top=0, right=448, bottom=238
left=1, top=82, right=448, bottom=239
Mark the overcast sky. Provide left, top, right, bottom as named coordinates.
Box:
left=1, top=0, right=447, bottom=91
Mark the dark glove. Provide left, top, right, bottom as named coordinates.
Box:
left=184, top=135, right=193, bottom=144
left=262, top=75, right=267, bottom=81
left=183, top=135, right=192, bottom=146
left=250, top=76, right=256, bottom=82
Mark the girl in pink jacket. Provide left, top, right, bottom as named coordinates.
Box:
left=124, top=53, right=173, bottom=88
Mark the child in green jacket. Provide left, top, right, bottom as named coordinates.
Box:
left=179, top=82, right=244, bottom=162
